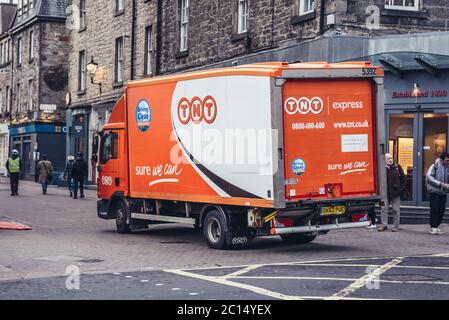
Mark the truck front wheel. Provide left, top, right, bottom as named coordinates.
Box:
left=281, top=234, right=316, bottom=244
left=115, top=200, right=131, bottom=234
left=203, top=210, right=228, bottom=250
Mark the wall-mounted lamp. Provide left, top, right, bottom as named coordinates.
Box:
left=86, top=56, right=102, bottom=93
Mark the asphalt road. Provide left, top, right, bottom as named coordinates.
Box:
left=1, top=178, right=449, bottom=300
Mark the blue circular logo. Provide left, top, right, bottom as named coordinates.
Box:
left=136, top=99, right=151, bottom=132
left=292, top=158, right=306, bottom=176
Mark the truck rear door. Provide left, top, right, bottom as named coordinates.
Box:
left=282, top=79, right=377, bottom=201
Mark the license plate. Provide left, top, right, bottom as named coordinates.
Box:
left=321, top=205, right=346, bottom=216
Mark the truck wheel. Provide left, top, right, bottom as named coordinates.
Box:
left=115, top=200, right=131, bottom=234
left=203, top=210, right=228, bottom=250
left=281, top=234, right=316, bottom=244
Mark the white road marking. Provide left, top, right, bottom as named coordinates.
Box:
left=223, top=265, right=261, bottom=278
left=155, top=283, right=164, bottom=286
left=125, top=275, right=133, bottom=278
left=326, top=257, right=405, bottom=300
left=235, top=276, right=449, bottom=286
left=140, top=280, right=150, bottom=283
left=280, top=263, right=449, bottom=270
left=171, top=288, right=181, bottom=291
left=165, top=269, right=302, bottom=300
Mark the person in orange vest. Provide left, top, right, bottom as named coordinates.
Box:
left=5, top=149, right=22, bottom=196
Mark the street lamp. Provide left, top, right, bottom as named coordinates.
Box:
left=86, top=56, right=102, bottom=93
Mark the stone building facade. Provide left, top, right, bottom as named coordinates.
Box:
left=7, top=0, right=69, bottom=179
left=67, top=0, right=449, bottom=183
left=0, top=0, right=16, bottom=176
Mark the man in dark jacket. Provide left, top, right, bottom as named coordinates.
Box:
left=71, top=152, right=88, bottom=199
left=425, top=152, right=449, bottom=235
left=378, top=153, right=406, bottom=232
left=5, top=149, right=22, bottom=196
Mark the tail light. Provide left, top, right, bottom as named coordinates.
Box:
left=351, top=213, right=368, bottom=222
left=272, top=218, right=294, bottom=228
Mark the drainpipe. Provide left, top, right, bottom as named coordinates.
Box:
left=130, top=0, right=137, bottom=80
left=319, top=0, right=326, bottom=35
left=155, top=0, right=163, bottom=75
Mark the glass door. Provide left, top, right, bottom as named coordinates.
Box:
left=420, top=113, right=448, bottom=205
left=388, top=110, right=449, bottom=206
left=388, top=112, right=417, bottom=205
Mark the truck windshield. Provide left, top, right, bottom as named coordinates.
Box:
left=100, top=131, right=118, bottom=164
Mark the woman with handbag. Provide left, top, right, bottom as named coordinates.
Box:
left=36, top=154, right=53, bottom=195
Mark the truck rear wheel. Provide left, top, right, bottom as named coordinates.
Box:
left=115, top=200, right=131, bottom=234
left=203, top=210, right=228, bottom=250
left=281, top=234, right=316, bottom=244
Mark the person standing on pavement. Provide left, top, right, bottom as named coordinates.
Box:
left=36, top=155, right=53, bottom=195
left=378, top=153, right=406, bottom=232
left=63, top=155, right=75, bottom=197
left=71, top=152, right=88, bottom=199
left=5, top=149, right=22, bottom=196
left=425, top=152, right=449, bottom=235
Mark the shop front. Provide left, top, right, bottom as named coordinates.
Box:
left=384, top=69, right=449, bottom=207
left=8, top=122, right=67, bottom=180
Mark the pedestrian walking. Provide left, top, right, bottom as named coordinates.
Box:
left=425, top=151, right=449, bottom=235
left=63, top=155, right=75, bottom=197
left=5, top=149, right=22, bottom=196
left=36, top=155, right=53, bottom=195
left=71, top=152, right=88, bottom=199
left=378, top=153, right=406, bottom=232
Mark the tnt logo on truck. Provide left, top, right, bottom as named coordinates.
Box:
left=136, top=99, right=151, bottom=132
left=177, top=96, right=217, bottom=125
left=292, top=158, right=306, bottom=176
left=284, top=97, right=324, bottom=115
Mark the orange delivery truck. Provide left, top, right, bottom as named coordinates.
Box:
left=92, top=61, right=387, bottom=249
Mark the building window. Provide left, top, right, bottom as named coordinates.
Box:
left=78, top=50, right=86, bottom=91
left=16, top=84, right=21, bottom=113
left=80, top=0, right=86, bottom=29
left=116, top=0, right=124, bottom=13
left=28, top=80, right=33, bottom=111
left=299, top=0, right=315, bottom=15
left=29, top=30, right=34, bottom=61
left=18, top=0, right=22, bottom=17
left=180, top=0, right=189, bottom=52
left=385, top=0, right=419, bottom=11
left=7, top=39, right=11, bottom=62
left=144, top=26, right=152, bottom=76
left=115, top=37, right=124, bottom=83
left=6, top=86, right=10, bottom=113
left=23, top=0, right=28, bottom=15
left=0, top=43, right=3, bottom=65
left=238, top=0, right=249, bottom=34
left=17, top=37, right=22, bottom=66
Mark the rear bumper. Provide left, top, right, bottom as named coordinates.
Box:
left=270, top=221, right=370, bottom=235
